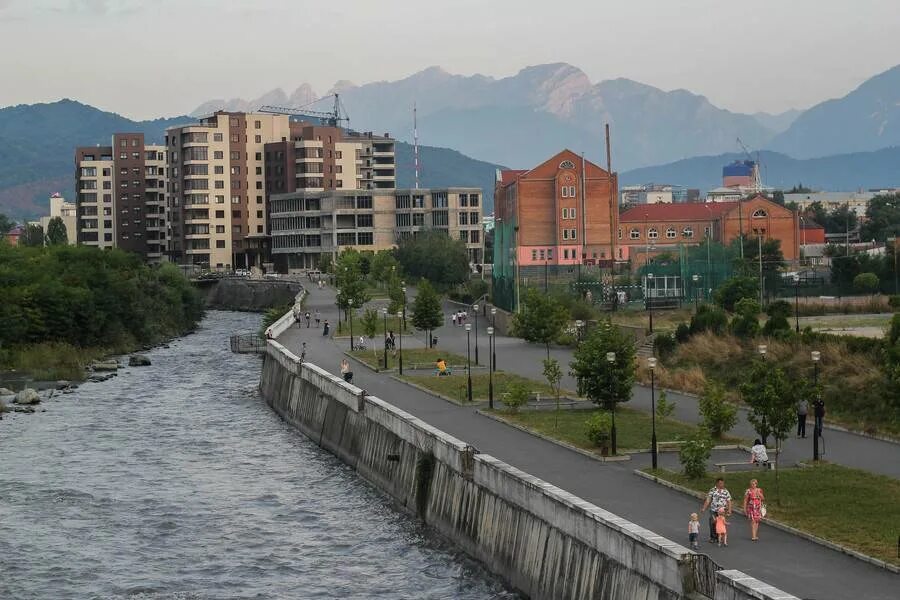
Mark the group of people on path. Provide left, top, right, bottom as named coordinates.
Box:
left=796, top=397, right=826, bottom=439
left=450, top=311, right=468, bottom=326
left=693, top=476, right=766, bottom=549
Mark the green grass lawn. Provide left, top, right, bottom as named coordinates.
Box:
left=403, top=371, right=559, bottom=404
left=336, top=315, right=405, bottom=337
left=350, top=348, right=468, bottom=371
left=645, top=465, right=900, bottom=566
left=489, top=406, right=707, bottom=452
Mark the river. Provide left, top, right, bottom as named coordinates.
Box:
left=0, top=311, right=516, bottom=599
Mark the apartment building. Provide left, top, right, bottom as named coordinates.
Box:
left=264, top=124, right=396, bottom=196
left=31, top=193, right=77, bottom=245
left=269, top=188, right=483, bottom=271
left=74, top=134, right=168, bottom=261
left=165, top=112, right=292, bottom=270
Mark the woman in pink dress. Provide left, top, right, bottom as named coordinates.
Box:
left=743, top=478, right=766, bottom=541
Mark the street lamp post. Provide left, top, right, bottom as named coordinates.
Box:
left=758, top=344, right=768, bottom=445
left=348, top=298, right=354, bottom=351
left=575, top=320, right=583, bottom=344
left=487, top=326, right=495, bottom=409
left=401, top=284, right=407, bottom=330
left=382, top=307, right=389, bottom=370
left=606, top=351, right=617, bottom=455
left=648, top=357, right=658, bottom=469
left=646, top=273, right=655, bottom=334
left=397, top=311, right=404, bottom=375
left=812, top=350, right=821, bottom=461
left=490, top=308, right=497, bottom=370
left=793, top=273, right=801, bottom=333
left=692, top=274, right=700, bottom=313
left=465, top=324, right=473, bottom=404
left=473, top=303, right=480, bottom=365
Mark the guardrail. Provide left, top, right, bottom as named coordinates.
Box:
left=230, top=333, right=266, bottom=354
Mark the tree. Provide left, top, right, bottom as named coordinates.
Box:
left=698, top=382, right=737, bottom=439
left=370, top=251, right=400, bottom=286
left=511, top=287, right=568, bottom=358
left=411, top=279, right=443, bottom=346
left=771, top=190, right=785, bottom=205
left=360, top=308, right=380, bottom=363
left=853, top=272, right=879, bottom=295
left=786, top=183, right=812, bottom=194
left=860, top=193, right=900, bottom=242
left=656, top=390, right=676, bottom=419
left=334, top=249, right=371, bottom=318
left=714, top=276, right=758, bottom=312
left=739, top=359, right=798, bottom=498
left=0, top=213, right=13, bottom=237
left=317, top=253, right=333, bottom=274
left=569, top=320, right=635, bottom=412
left=542, top=358, right=563, bottom=428
left=20, top=224, right=44, bottom=247
left=45, top=216, right=68, bottom=246
left=394, top=229, right=470, bottom=288
left=690, top=304, right=729, bottom=334
left=762, top=300, right=791, bottom=336
left=679, top=431, right=712, bottom=479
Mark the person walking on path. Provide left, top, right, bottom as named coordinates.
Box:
left=322, top=320, right=330, bottom=337
left=688, top=513, right=701, bottom=549
left=743, top=478, right=766, bottom=542
left=813, top=396, right=826, bottom=434
left=451, top=313, right=457, bottom=327
left=796, top=398, right=808, bottom=438
left=340, top=358, right=352, bottom=383
left=305, top=311, right=311, bottom=328
left=701, top=477, right=733, bottom=543
left=314, top=310, right=321, bottom=326
left=715, top=508, right=729, bottom=547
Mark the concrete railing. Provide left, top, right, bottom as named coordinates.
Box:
left=715, top=570, right=801, bottom=600
left=264, top=289, right=306, bottom=339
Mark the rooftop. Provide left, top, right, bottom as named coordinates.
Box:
left=620, top=201, right=736, bottom=222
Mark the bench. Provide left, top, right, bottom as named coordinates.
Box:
left=714, top=461, right=776, bottom=473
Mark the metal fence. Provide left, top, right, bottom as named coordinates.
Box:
left=230, top=333, right=267, bottom=354
left=687, top=553, right=720, bottom=598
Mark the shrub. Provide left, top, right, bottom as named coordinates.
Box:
left=502, top=381, right=530, bottom=412
left=698, top=381, right=738, bottom=438
left=714, top=276, right=759, bottom=312
left=679, top=431, right=713, bottom=479
left=730, top=298, right=761, bottom=338
left=585, top=412, right=613, bottom=447
left=853, top=272, right=879, bottom=295
left=656, top=390, right=676, bottom=419
left=889, top=295, right=900, bottom=310
left=674, top=322, right=691, bottom=343
left=654, top=333, right=677, bottom=359
left=555, top=332, right=576, bottom=347
left=690, top=304, right=729, bottom=335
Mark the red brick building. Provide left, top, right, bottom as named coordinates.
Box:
left=799, top=217, right=826, bottom=245
left=494, top=150, right=618, bottom=270
left=618, top=195, right=800, bottom=261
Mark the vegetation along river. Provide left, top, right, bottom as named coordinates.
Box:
left=0, top=311, right=515, bottom=599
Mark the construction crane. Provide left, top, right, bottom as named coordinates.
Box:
left=259, top=93, right=350, bottom=128
left=736, top=137, right=763, bottom=193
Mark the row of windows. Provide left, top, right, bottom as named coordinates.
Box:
left=560, top=186, right=577, bottom=198
left=458, top=193, right=480, bottom=207
left=336, top=232, right=374, bottom=246
left=531, top=248, right=554, bottom=261
left=458, top=229, right=481, bottom=244
left=561, top=207, right=577, bottom=220
left=623, top=226, right=704, bottom=240
left=458, top=211, right=480, bottom=225
left=562, top=228, right=577, bottom=240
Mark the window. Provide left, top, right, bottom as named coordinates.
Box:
left=561, top=186, right=569, bottom=198
left=460, top=194, right=468, bottom=207
left=230, top=151, right=240, bottom=160
left=230, top=166, right=241, bottom=175
left=216, top=225, right=225, bottom=233
left=214, top=151, right=224, bottom=159
left=569, top=228, right=577, bottom=239
left=563, top=229, right=569, bottom=240
left=232, top=224, right=241, bottom=233
left=470, top=194, right=479, bottom=207
left=470, top=230, right=480, bottom=243
left=412, top=213, right=424, bottom=226
left=256, top=195, right=263, bottom=204
left=357, top=214, right=373, bottom=227
left=231, top=134, right=240, bottom=143
left=215, top=180, right=224, bottom=189
left=531, top=250, right=538, bottom=260
left=254, top=120, right=261, bottom=129
left=231, top=196, right=241, bottom=204
left=256, top=210, right=263, bottom=218
left=618, top=228, right=623, bottom=240
left=214, top=166, right=224, bottom=174
left=471, top=212, right=479, bottom=223
left=255, top=152, right=262, bottom=161
left=336, top=180, right=343, bottom=188
left=257, top=225, right=263, bottom=233
left=564, top=249, right=569, bottom=259
left=256, top=167, right=262, bottom=175
left=569, top=186, right=576, bottom=197
left=215, top=210, right=225, bottom=218
left=459, top=212, right=468, bottom=225
left=546, top=248, right=552, bottom=259
left=666, top=227, right=677, bottom=239
left=337, top=232, right=356, bottom=246
left=216, top=240, right=226, bottom=248
left=459, top=230, right=468, bottom=242
left=395, top=213, right=411, bottom=227
left=752, top=209, right=768, bottom=218
left=356, top=196, right=372, bottom=209
left=255, top=181, right=262, bottom=189
left=255, top=135, right=261, bottom=143
left=559, top=160, right=576, bottom=169
left=132, top=152, right=140, bottom=160
left=357, top=232, right=373, bottom=245
left=682, top=227, right=694, bottom=238
left=215, top=195, right=225, bottom=204
left=214, top=133, right=223, bottom=142
left=648, top=227, right=659, bottom=239
left=120, top=152, right=127, bottom=160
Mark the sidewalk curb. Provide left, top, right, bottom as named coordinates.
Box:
left=477, top=410, right=632, bottom=462
left=636, top=383, right=900, bottom=446
left=633, top=469, right=900, bottom=574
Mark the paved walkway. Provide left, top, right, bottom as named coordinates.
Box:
left=275, top=284, right=898, bottom=600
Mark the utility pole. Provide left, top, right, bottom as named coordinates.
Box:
left=413, top=102, right=419, bottom=190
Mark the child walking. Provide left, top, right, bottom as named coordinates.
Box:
left=715, top=507, right=729, bottom=546
left=688, top=513, right=701, bottom=549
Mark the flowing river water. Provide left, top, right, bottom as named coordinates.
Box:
left=0, top=311, right=516, bottom=599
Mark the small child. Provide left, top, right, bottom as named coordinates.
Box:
left=688, top=513, right=700, bottom=549
left=715, top=507, right=729, bottom=547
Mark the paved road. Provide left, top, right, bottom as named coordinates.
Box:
left=275, top=284, right=899, bottom=600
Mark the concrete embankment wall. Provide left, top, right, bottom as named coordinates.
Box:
left=260, top=340, right=797, bottom=600
left=201, top=279, right=304, bottom=311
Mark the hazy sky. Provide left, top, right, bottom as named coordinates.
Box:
left=1, top=0, right=898, bottom=119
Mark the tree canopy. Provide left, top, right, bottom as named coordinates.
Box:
left=45, top=216, right=68, bottom=246
left=569, top=320, right=635, bottom=410
left=334, top=249, right=371, bottom=311
left=394, top=230, right=470, bottom=288
left=411, top=279, right=443, bottom=341
left=511, top=287, right=569, bottom=357
left=20, top=223, right=44, bottom=247
left=805, top=202, right=857, bottom=235
left=860, top=193, right=900, bottom=242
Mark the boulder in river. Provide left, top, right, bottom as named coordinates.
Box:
left=0, top=387, right=14, bottom=396
left=128, top=355, right=151, bottom=367
left=13, top=405, right=36, bottom=413
left=14, top=388, right=40, bottom=405
left=55, top=380, right=71, bottom=390
left=92, top=360, right=119, bottom=372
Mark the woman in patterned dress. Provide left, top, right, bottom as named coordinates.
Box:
left=743, top=478, right=766, bottom=541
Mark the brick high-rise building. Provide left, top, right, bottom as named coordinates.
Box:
left=75, top=134, right=168, bottom=261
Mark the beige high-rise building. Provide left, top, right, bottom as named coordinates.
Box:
left=33, top=193, right=77, bottom=245
left=269, top=188, right=483, bottom=271
left=165, top=112, right=292, bottom=270
left=74, top=134, right=168, bottom=262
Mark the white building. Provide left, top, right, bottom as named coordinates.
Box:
left=783, top=191, right=878, bottom=218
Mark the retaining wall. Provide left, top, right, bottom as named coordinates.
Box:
left=260, top=340, right=796, bottom=600
left=203, top=278, right=304, bottom=312
left=714, top=571, right=800, bottom=600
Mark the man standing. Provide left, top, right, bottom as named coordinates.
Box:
left=813, top=396, right=826, bottom=435
left=796, top=398, right=808, bottom=438
left=700, top=477, right=733, bottom=543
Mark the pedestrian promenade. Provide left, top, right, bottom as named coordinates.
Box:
left=275, top=284, right=898, bottom=600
